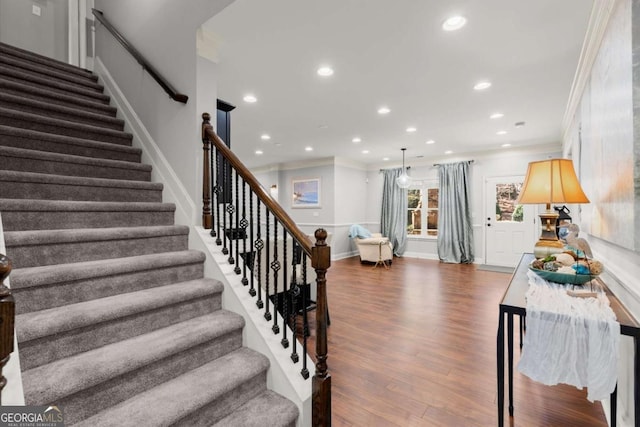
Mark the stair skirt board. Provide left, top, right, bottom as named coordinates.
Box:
left=0, top=41, right=299, bottom=426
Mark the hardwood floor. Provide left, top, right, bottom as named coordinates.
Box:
left=307, top=256, right=608, bottom=426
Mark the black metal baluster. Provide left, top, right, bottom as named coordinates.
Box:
left=264, top=209, right=272, bottom=321
left=226, top=173, right=236, bottom=264
left=209, top=139, right=216, bottom=237
left=234, top=170, right=241, bottom=274
left=221, top=155, right=228, bottom=254
left=301, top=251, right=310, bottom=379
left=271, top=217, right=280, bottom=335
left=280, top=226, right=289, bottom=348
left=255, top=199, right=263, bottom=308
left=240, top=181, right=248, bottom=285
left=290, top=238, right=299, bottom=363
left=249, top=192, right=256, bottom=296
left=213, top=151, right=222, bottom=244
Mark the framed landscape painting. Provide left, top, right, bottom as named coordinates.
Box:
left=292, top=178, right=320, bottom=208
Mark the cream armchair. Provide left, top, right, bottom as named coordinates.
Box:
left=354, top=233, right=393, bottom=264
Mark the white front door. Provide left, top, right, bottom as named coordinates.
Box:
left=484, top=176, right=536, bottom=267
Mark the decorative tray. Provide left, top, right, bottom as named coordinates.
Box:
left=529, top=267, right=598, bottom=285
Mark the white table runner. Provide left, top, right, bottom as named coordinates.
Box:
left=518, top=270, right=620, bottom=401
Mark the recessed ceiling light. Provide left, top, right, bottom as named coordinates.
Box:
left=260, top=134, right=271, bottom=140
left=496, top=130, right=508, bottom=135
left=425, top=139, right=435, bottom=145
left=352, top=137, right=361, bottom=143
left=383, top=157, right=390, bottom=161
left=318, top=124, right=329, bottom=129
left=445, top=150, right=453, bottom=154
left=305, top=146, right=313, bottom=152
left=442, top=16, right=467, bottom=31
left=515, top=121, right=526, bottom=127
left=243, top=94, right=257, bottom=103
left=473, top=81, right=492, bottom=91
left=406, top=127, right=417, bottom=133
left=275, top=143, right=282, bottom=147
left=502, top=143, right=512, bottom=148
left=362, top=150, right=370, bottom=154
left=317, top=66, right=334, bottom=77
left=255, top=150, right=263, bottom=155
left=490, top=113, right=504, bottom=119
left=378, top=106, right=391, bottom=115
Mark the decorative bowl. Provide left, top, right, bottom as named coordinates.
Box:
left=529, top=267, right=598, bottom=285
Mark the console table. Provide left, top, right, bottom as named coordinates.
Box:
left=497, top=253, right=640, bottom=427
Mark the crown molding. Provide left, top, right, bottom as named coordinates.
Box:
left=562, top=0, right=618, bottom=142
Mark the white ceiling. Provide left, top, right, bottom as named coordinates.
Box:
left=204, top=0, right=594, bottom=169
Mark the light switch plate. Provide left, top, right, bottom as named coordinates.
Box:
left=32, top=5, right=41, bottom=16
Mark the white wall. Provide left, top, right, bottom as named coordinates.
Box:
left=0, top=0, right=68, bottom=61
left=562, top=1, right=640, bottom=425
left=93, top=0, right=233, bottom=225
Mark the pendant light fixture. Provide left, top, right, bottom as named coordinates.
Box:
left=396, top=148, right=412, bottom=189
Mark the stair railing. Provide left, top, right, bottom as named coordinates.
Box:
left=201, top=113, right=331, bottom=426
left=91, top=9, right=189, bottom=104
left=0, top=254, right=14, bottom=405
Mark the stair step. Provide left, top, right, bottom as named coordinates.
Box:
left=5, top=225, right=188, bottom=268
left=0, top=42, right=96, bottom=80
left=0, top=146, right=150, bottom=182
left=0, top=78, right=117, bottom=117
left=23, top=312, right=247, bottom=425
left=0, top=125, right=141, bottom=163
left=213, top=390, right=299, bottom=427
left=0, top=171, right=163, bottom=203
left=11, top=250, right=205, bottom=313
left=17, top=278, right=223, bottom=370
left=0, top=199, right=174, bottom=232
left=0, top=65, right=109, bottom=104
left=0, top=92, right=124, bottom=130
left=72, top=347, right=268, bottom=427
left=0, top=54, right=103, bottom=91
left=0, top=107, right=132, bottom=145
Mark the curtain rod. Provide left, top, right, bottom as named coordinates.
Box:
left=379, top=166, right=411, bottom=172
left=433, top=160, right=475, bottom=166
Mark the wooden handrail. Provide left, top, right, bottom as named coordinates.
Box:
left=92, top=9, right=188, bottom=104
left=202, top=113, right=313, bottom=255
left=0, top=254, right=14, bottom=405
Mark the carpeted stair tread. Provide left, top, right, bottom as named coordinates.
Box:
left=0, top=170, right=163, bottom=203
left=10, top=250, right=203, bottom=291
left=0, top=145, right=149, bottom=181
left=0, top=54, right=103, bottom=91
left=5, top=225, right=188, bottom=268
left=0, top=78, right=116, bottom=117
left=73, top=347, right=269, bottom=427
left=22, top=311, right=247, bottom=406
left=0, top=145, right=150, bottom=181
left=0, top=42, right=96, bottom=80
left=0, top=107, right=132, bottom=145
left=0, top=65, right=110, bottom=104
left=0, top=199, right=176, bottom=231
left=16, top=278, right=223, bottom=342
left=213, top=390, right=299, bottom=427
left=0, top=125, right=141, bottom=162
left=0, top=92, right=124, bottom=130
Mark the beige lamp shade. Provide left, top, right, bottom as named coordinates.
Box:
left=517, top=159, right=589, bottom=205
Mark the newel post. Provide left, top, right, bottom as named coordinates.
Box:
left=0, top=254, right=15, bottom=405
left=311, top=229, right=331, bottom=426
left=201, top=113, right=213, bottom=229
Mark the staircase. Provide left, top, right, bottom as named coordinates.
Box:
left=0, top=42, right=298, bottom=426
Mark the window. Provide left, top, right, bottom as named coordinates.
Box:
left=407, top=181, right=439, bottom=237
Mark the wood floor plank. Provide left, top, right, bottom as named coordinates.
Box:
left=306, top=256, right=608, bottom=426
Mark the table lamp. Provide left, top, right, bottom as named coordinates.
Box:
left=517, top=159, right=589, bottom=258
